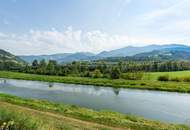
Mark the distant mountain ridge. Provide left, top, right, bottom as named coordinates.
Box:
left=134, top=48, right=190, bottom=61
left=97, top=44, right=189, bottom=57
left=18, top=44, right=190, bottom=63
left=20, top=52, right=96, bottom=63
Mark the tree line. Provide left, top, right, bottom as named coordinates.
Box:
left=1, top=59, right=190, bottom=79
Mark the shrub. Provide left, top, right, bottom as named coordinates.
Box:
left=170, top=77, right=181, bottom=82
left=158, top=75, right=169, bottom=81
left=183, top=76, right=190, bottom=82
left=140, top=83, right=146, bottom=86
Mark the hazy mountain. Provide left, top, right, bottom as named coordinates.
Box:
left=58, top=52, right=97, bottom=63
left=134, top=48, right=190, bottom=61
left=0, top=49, right=26, bottom=65
left=19, top=44, right=190, bottom=63
left=20, top=52, right=95, bottom=63
left=20, top=53, right=71, bottom=63
left=97, top=44, right=190, bottom=57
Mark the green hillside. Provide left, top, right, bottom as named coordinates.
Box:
left=0, top=49, right=26, bottom=69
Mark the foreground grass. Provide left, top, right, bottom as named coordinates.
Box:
left=0, top=102, right=120, bottom=130
left=1, top=71, right=190, bottom=93
left=0, top=93, right=189, bottom=130
left=0, top=108, right=38, bottom=130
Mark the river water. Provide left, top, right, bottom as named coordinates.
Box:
left=0, top=78, right=190, bottom=124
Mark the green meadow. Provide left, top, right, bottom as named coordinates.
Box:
left=143, top=70, right=190, bottom=80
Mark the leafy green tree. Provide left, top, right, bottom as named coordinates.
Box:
left=32, top=60, right=39, bottom=69
left=92, top=69, right=102, bottom=78
left=110, top=67, right=121, bottom=79
left=46, top=60, right=57, bottom=75
left=37, top=59, right=47, bottom=74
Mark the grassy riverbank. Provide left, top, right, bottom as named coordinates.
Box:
left=0, top=93, right=189, bottom=130
left=1, top=71, right=190, bottom=93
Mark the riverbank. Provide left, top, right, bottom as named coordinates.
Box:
left=0, top=93, right=189, bottom=130
left=0, top=71, right=190, bottom=93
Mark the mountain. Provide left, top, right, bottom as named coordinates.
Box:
left=97, top=44, right=190, bottom=57
left=0, top=49, right=26, bottom=65
left=19, top=44, right=190, bottom=63
left=134, top=48, right=190, bottom=61
left=20, top=52, right=96, bottom=63
left=58, top=52, right=98, bottom=63
left=20, top=53, right=71, bottom=64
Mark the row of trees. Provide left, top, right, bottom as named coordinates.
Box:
left=22, top=60, right=121, bottom=79
left=2, top=59, right=190, bottom=79
left=21, top=60, right=190, bottom=79
left=118, top=61, right=190, bottom=72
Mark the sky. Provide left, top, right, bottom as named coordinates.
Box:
left=0, top=0, right=190, bottom=55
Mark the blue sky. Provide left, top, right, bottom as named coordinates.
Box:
left=0, top=0, right=190, bottom=55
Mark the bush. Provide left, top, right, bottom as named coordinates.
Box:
left=183, top=76, right=190, bottom=82
left=170, top=77, right=181, bottom=82
left=158, top=75, right=169, bottom=81
left=121, top=72, right=144, bottom=80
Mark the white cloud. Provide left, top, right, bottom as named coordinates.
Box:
left=1, top=16, right=190, bottom=56
left=0, top=26, right=176, bottom=55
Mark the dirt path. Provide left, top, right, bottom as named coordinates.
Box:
left=0, top=101, right=128, bottom=130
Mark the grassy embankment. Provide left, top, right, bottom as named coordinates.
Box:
left=1, top=71, right=190, bottom=93
left=0, top=93, right=189, bottom=130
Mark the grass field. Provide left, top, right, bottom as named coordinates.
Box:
left=143, top=70, right=190, bottom=80
left=1, top=71, right=190, bottom=93
left=0, top=93, right=189, bottom=130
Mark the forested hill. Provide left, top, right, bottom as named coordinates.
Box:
left=0, top=49, right=26, bottom=69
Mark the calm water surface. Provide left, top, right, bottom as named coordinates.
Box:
left=0, top=78, right=190, bottom=124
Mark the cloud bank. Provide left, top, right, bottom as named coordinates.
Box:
left=0, top=27, right=173, bottom=55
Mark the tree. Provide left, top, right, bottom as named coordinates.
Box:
left=92, top=69, right=102, bottom=78
left=110, top=67, right=121, bottom=79
left=37, top=59, right=47, bottom=74
left=46, top=60, right=57, bottom=75
left=32, top=60, right=39, bottom=69
left=39, top=59, right=47, bottom=67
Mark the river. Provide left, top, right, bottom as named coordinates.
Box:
left=0, top=78, right=190, bottom=124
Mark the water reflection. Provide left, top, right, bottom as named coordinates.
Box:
left=113, top=88, right=120, bottom=96
left=0, top=79, right=8, bottom=87
left=3, top=80, right=6, bottom=84
left=48, top=83, right=54, bottom=88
